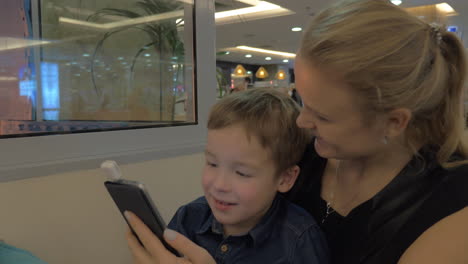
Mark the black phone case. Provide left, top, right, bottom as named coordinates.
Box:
left=104, top=181, right=179, bottom=256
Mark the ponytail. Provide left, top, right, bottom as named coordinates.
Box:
left=433, top=30, right=468, bottom=167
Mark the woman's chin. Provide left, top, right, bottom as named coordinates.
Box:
left=314, top=137, right=334, bottom=158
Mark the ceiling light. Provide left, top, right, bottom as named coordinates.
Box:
left=276, top=69, right=286, bottom=80
left=60, top=1, right=293, bottom=30
left=436, top=3, right=455, bottom=14
left=144, top=53, right=151, bottom=57
left=283, top=59, right=289, bottom=63
left=60, top=10, right=184, bottom=30
left=391, top=0, right=402, bottom=6
left=0, top=37, right=51, bottom=52
left=225, top=51, right=230, bottom=55
left=265, top=57, right=272, bottom=60
left=236, top=45, right=296, bottom=58
left=291, top=27, right=302, bottom=32
left=236, top=0, right=260, bottom=5
left=215, top=1, right=293, bottom=25
left=256, top=66, right=269, bottom=79
left=234, top=64, right=247, bottom=76
left=216, top=1, right=282, bottom=19
left=245, top=54, right=253, bottom=58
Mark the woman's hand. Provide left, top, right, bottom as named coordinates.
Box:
left=124, top=211, right=216, bottom=264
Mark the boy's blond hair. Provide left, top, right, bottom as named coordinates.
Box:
left=208, top=88, right=311, bottom=174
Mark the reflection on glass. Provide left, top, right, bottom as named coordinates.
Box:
left=0, top=0, right=195, bottom=137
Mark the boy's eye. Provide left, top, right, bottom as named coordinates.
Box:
left=206, top=161, right=217, bottom=167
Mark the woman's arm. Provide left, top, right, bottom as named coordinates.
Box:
left=398, top=206, right=468, bottom=264
left=124, top=211, right=216, bottom=264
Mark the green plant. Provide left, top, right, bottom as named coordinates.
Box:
left=216, top=66, right=229, bottom=98
left=88, top=0, right=186, bottom=121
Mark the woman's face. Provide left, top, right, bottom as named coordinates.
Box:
left=294, top=56, right=386, bottom=160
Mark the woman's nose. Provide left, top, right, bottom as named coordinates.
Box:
left=296, top=112, right=316, bottom=129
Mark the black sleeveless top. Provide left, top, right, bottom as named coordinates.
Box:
left=285, top=143, right=468, bottom=264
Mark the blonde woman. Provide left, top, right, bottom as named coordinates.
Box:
left=124, top=0, right=468, bottom=263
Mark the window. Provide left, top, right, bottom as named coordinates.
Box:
left=1, top=0, right=197, bottom=137
left=0, top=0, right=216, bottom=181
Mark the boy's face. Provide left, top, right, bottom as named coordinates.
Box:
left=203, top=124, right=287, bottom=236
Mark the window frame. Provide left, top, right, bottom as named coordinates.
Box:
left=0, top=0, right=216, bottom=182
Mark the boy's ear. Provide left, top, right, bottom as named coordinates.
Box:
left=277, top=165, right=300, bottom=193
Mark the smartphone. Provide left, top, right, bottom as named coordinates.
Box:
left=104, top=180, right=180, bottom=256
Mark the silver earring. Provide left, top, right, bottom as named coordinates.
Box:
left=382, top=136, right=388, bottom=145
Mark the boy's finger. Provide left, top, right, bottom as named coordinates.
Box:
left=164, top=229, right=216, bottom=264
left=124, top=211, right=167, bottom=257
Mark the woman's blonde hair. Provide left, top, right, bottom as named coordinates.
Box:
left=299, top=0, right=467, bottom=167
left=208, top=88, right=312, bottom=174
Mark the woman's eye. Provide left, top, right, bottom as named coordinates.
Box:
left=236, top=171, right=250, bottom=177
left=317, top=115, right=328, bottom=122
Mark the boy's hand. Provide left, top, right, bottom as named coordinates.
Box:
left=125, top=211, right=216, bottom=264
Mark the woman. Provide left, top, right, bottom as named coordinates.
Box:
left=124, top=0, right=468, bottom=263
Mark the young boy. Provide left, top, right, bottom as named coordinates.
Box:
left=168, top=88, right=329, bottom=263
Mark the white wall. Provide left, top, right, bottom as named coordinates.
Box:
left=0, top=153, right=204, bottom=264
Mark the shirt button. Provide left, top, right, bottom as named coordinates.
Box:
left=220, top=244, right=229, bottom=253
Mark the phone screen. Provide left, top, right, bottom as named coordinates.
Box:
left=104, top=181, right=179, bottom=256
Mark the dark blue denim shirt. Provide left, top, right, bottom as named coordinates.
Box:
left=168, top=194, right=329, bottom=264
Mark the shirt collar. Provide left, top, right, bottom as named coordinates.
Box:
left=194, top=194, right=285, bottom=247
left=196, top=213, right=220, bottom=235
left=248, top=194, right=284, bottom=246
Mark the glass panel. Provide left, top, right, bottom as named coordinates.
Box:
left=213, top=1, right=295, bottom=99
left=0, top=0, right=195, bottom=137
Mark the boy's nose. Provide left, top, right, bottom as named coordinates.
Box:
left=213, top=171, right=231, bottom=192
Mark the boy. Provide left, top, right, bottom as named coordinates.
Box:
left=168, top=88, right=329, bottom=263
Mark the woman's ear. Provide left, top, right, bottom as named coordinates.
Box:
left=277, top=165, right=300, bottom=193
left=385, top=108, right=412, bottom=138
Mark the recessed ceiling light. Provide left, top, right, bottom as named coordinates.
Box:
left=283, top=59, right=289, bottom=63
left=144, top=53, right=151, bottom=57
left=265, top=57, right=272, bottom=60
left=225, top=51, right=230, bottom=55
left=391, top=0, right=402, bottom=6
left=236, top=45, right=296, bottom=58
left=291, top=27, right=302, bottom=32
left=245, top=54, right=253, bottom=58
